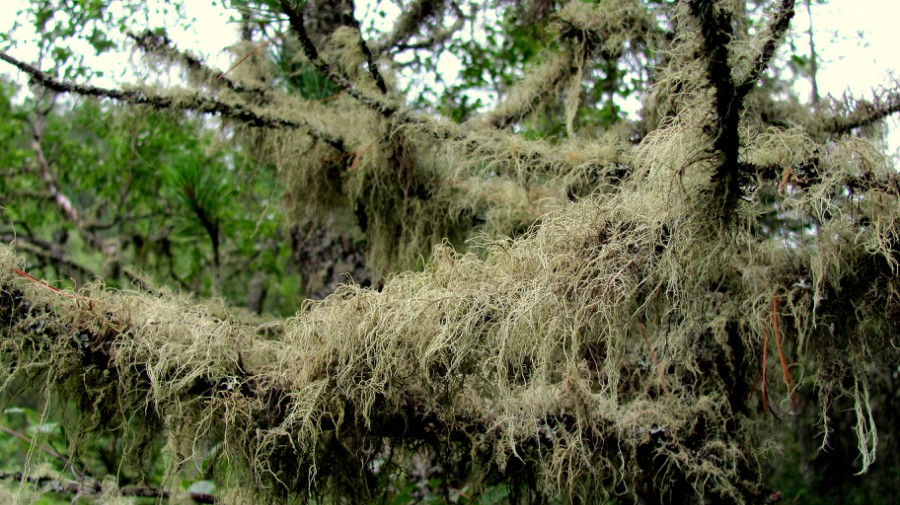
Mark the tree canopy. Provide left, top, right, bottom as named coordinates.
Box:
left=0, top=0, right=898, bottom=503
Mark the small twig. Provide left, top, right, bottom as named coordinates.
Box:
left=771, top=296, right=798, bottom=412
left=108, top=169, right=134, bottom=229
left=11, top=267, right=76, bottom=300
left=805, top=0, right=819, bottom=105
left=347, top=143, right=372, bottom=172
left=391, top=13, right=465, bottom=53
left=0, top=471, right=95, bottom=496
left=637, top=322, right=671, bottom=398
left=0, top=235, right=98, bottom=280
left=0, top=425, right=70, bottom=468
left=122, top=267, right=162, bottom=296
left=217, top=36, right=277, bottom=82
left=761, top=324, right=772, bottom=414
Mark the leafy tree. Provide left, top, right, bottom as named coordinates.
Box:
left=1, top=0, right=899, bottom=503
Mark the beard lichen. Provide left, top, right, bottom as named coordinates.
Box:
left=2, top=0, right=899, bottom=502
left=2, top=115, right=898, bottom=502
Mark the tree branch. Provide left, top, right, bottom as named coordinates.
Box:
left=820, top=89, right=900, bottom=134
left=337, top=2, right=389, bottom=94
left=736, top=0, right=796, bottom=101
left=378, top=0, right=445, bottom=52
left=26, top=103, right=106, bottom=251
left=0, top=471, right=216, bottom=503
left=0, top=51, right=345, bottom=151
left=479, top=50, right=578, bottom=129
left=0, top=425, right=72, bottom=470
left=394, top=18, right=464, bottom=53
left=378, top=0, right=465, bottom=54
left=127, top=30, right=268, bottom=99
left=277, top=0, right=399, bottom=117
left=0, top=251, right=707, bottom=502
left=29, top=113, right=81, bottom=228
left=687, top=0, right=743, bottom=220
left=746, top=158, right=900, bottom=196
left=0, top=234, right=98, bottom=281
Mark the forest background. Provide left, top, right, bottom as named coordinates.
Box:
left=0, top=0, right=898, bottom=504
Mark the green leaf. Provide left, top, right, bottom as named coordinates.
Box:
left=87, top=28, right=115, bottom=53
left=791, top=54, right=808, bottom=70
left=52, top=46, right=72, bottom=64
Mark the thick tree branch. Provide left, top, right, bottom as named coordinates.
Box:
left=687, top=0, right=743, bottom=220
left=0, top=250, right=743, bottom=502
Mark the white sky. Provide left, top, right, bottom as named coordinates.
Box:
left=1, top=0, right=899, bottom=150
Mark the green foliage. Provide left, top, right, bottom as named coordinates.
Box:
left=1, top=0, right=188, bottom=80
left=0, top=86, right=303, bottom=315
